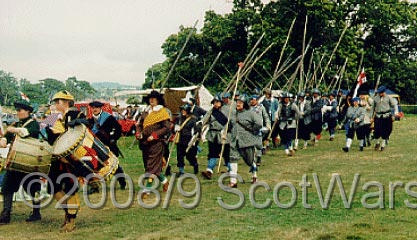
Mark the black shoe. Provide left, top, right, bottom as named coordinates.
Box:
left=178, top=172, right=184, bottom=177
left=380, top=147, right=385, bottom=151
left=342, top=147, right=349, bottom=152
left=118, top=177, right=127, bottom=190
left=0, top=211, right=10, bottom=225
left=359, top=146, right=364, bottom=151
left=193, top=165, right=199, bottom=175
left=26, top=211, right=41, bottom=222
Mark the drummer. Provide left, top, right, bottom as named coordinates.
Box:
left=87, top=101, right=126, bottom=191
left=0, top=100, right=42, bottom=224
left=45, top=90, right=89, bottom=232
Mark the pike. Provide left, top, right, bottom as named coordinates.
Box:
left=217, top=63, right=245, bottom=173
left=186, top=34, right=267, bottom=153
left=299, top=15, right=308, bottom=92
left=317, top=23, right=349, bottom=88
left=159, top=20, right=198, bottom=91
left=273, top=17, right=297, bottom=76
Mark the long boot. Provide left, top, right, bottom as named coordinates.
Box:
left=0, top=210, right=10, bottom=225
left=0, top=192, right=13, bottom=224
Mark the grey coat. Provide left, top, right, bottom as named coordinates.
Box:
left=310, top=97, right=324, bottom=121
left=205, top=105, right=234, bottom=144
left=231, top=108, right=262, bottom=149
left=275, top=102, right=300, bottom=130
left=346, top=106, right=366, bottom=129
left=296, top=99, right=312, bottom=125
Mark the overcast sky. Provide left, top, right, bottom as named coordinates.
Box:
left=0, top=0, right=233, bottom=86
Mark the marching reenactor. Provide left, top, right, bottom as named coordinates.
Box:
left=201, top=94, right=233, bottom=179
left=175, top=104, right=201, bottom=176
left=294, top=92, right=312, bottom=150
left=44, top=90, right=90, bottom=232
left=310, top=88, right=324, bottom=144
left=249, top=94, right=271, bottom=165
left=371, top=86, right=399, bottom=151
left=359, top=90, right=373, bottom=146
left=136, top=90, right=172, bottom=197
left=342, top=97, right=366, bottom=152
left=323, top=91, right=338, bottom=141
left=221, top=92, right=231, bottom=106
left=183, top=97, right=207, bottom=120
left=0, top=100, right=42, bottom=224
left=275, top=92, right=300, bottom=156
left=87, top=101, right=127, bottom=190
left=261, top=89, right=279, bottom=148
left=229, top=94, right=262, bottom=187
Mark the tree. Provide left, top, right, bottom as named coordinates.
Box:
left=0, top=71, right=19, bottom=106
left=144, top=0, right=417, bottom=102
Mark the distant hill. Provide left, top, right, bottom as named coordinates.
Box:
left=91, top=82, right=140, bottom=90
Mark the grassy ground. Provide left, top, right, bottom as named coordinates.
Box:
left=1, top=115, right=416, bottom=240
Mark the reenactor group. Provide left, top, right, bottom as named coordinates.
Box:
left=0, top=84, right=399, bottom=231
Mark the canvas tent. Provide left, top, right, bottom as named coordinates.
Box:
left=114, top=85, right=214, bottom=114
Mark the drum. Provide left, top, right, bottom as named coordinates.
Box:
left=5, top=137, right=53, bottom=174
left=52, top=124, right=119, bottom=180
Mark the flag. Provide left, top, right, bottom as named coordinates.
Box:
left=353, top=68, right=367, bottom=98
left=19, top=91, right=30, bottom=102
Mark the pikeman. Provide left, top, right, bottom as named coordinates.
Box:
left=249, top=94, right=271, bottom=166
left=323, top=91, right=338, bottom=141
left=221, top=92, right=231, bottom=106
left=175, top=104, right=201, bottom=176
left=359, top=90, right=373, bottom=147
left=371, top=86, right=399, bottom=151
left=229, top=94, right=262, bottom=187
left=261, top=89, right=279, bottom=147
left=310, top=88, right=324, bottom=145
left=201, top=94, right=233, bottom=179
left=87, top=101, right=126, bottom=191
left=44, top=90, right=90, bottom=232
left=0, top=100, right=42, bottom=224
left=275, top=92, right=300, bottom=156
left=342, top=97, right=366, bottom=152
left=136, top=90, right=172, bottom=198
left=294, top=92, right=312, bottom=150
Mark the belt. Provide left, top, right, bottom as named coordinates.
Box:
left=377, top=111, right=391, bottom=114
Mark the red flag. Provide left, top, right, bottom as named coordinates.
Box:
left=353, top=68, right=367, bottom=97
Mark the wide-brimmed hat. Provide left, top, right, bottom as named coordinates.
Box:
left=14, top=100, right=34, bottom=112
left=52, top=90, right=74, bottom=101
left=144, top=90, right=165, bottom=106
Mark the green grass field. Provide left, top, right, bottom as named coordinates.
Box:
left=1, top=115, right=417, bottom=240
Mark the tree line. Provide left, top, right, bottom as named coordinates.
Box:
left=0, top=71, right=95, bottom=106
left=143, top=0, right=417, bottom=103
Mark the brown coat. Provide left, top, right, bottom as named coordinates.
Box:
left=137, top=110, right=172, bottom=176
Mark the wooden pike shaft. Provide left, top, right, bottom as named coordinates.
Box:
left=273, top=18, right=297, bottom=76
left=201, top=51, right=222, bottom=86
left=160, top=20, right=198, bottom=91
left=217, top=64, right=244, bottom=173
left=299, top=15, right=308, bottom=92
left=317, top=23, right=348, bottom=88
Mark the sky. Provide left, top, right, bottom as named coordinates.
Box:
left=0, top=0, right=234, bottom=86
